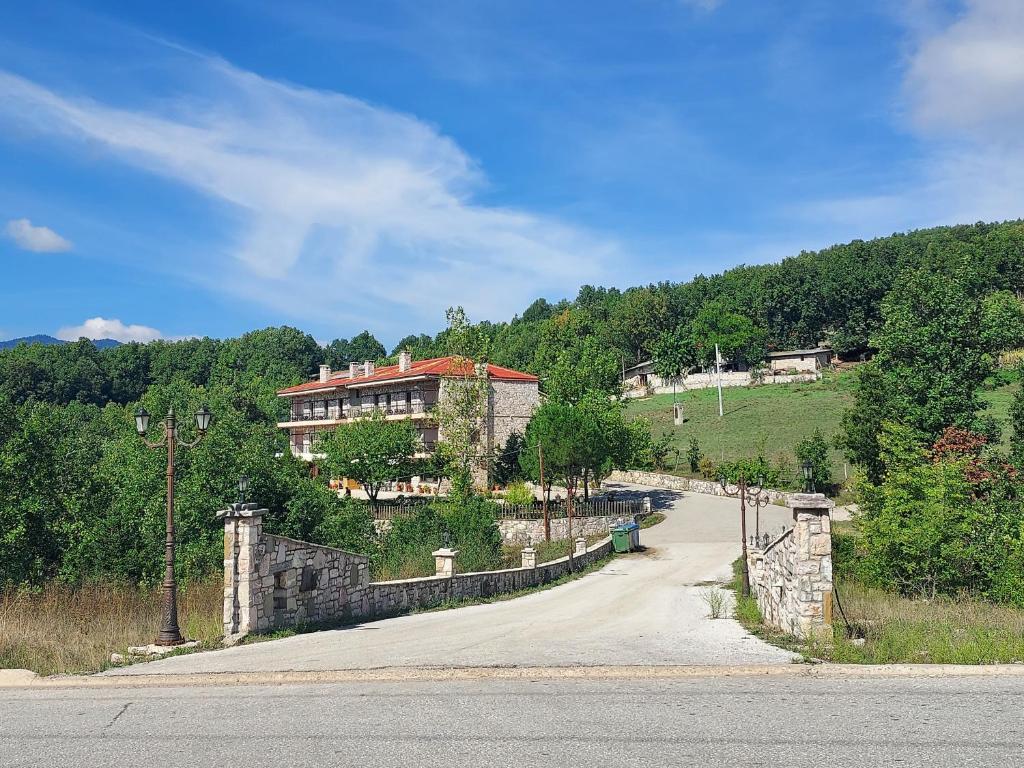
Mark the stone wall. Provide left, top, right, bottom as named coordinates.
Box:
left=745, top=493, right=833, bottom=640
left=221, top=502, right=614, bottom=640
left=608, top=469, right=793, bottom=504
left=220, top=504, right=370, bottom=638
left=358, top=538, right=613, bottom=617
left=622, top=371, right=819, bottom=398
left=496, top=514, right=632, bottom=545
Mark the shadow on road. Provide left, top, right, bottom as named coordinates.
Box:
left=602, top=482, right=683, bottom=511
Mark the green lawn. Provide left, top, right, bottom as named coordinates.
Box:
left=625, top=369, right=1019, bottom=481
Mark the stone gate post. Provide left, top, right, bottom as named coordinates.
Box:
left=787, top=493, right=834, bottom=641
left=218, top=503, right=268, bottom=639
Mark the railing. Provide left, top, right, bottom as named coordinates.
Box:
left=371, top=498, right=644, bottom=522
left=289, top=402, right=436, bottom=422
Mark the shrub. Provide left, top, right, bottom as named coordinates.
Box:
left=698, top=456, right=717, bottom=480
left=375, top=506, right=444, bottom=580
left=436, top=494, right=504, bottom=573
left=687, top=437, right=702, bottom=473
left=795, top=428, right=832, bottom=493
left=502, top=481, right=535, bottom=506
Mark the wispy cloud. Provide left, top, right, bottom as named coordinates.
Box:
left=803, top=0, right=1024, bottom=234
left=4, top=218, right=72, bottom=252
left=0, top=53, right=617, bottom=334
left=57, top=317, right=164, bottom=343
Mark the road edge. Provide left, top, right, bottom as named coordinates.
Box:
left=5, top=663, right=1024, bottom=689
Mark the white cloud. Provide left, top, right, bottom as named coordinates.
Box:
left=905, top=0, right=1024, bottom=138
left=799, top=0, right=1024, bottom=235
left=0, top=55, right=617, bottom=334
left=57, top=317, right=164, bottom=343
left=4, top=218, right=72, bottom=252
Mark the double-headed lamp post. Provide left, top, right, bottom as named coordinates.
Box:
left=134, top=404, right=213, bottom=646
left=717, top=473, right=769, bottom=598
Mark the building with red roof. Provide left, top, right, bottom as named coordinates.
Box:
left=277, top=352, right=540, bottom=473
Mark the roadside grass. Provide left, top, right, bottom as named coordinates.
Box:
left=729, top=534, right=1024, bottom=665
left=0, top=580, right=222, bottom=676
left=625, top=369, right=1018, bottom=479
left=824, top=581, right=1024, bottom=664
left=639, top=512, right=666, bottom=529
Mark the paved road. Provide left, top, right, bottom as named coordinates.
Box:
left=107, top=484, right=797, bottom=675
left=4, top=675, right=1023, bottom=767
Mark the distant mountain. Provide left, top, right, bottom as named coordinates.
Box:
left=0, top=334, right=121, bottom=350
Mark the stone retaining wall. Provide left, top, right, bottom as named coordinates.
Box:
left=220, top=502, right=614, bottom=640
left=745, top=493, right=833, bottom=640
left=608, top=469, right=793, bottom=504
left=359, top=538, right=613, bottom=617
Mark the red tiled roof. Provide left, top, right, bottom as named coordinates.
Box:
left=277, top=356, right=537, bottom=395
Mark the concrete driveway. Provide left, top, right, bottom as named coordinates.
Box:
left=106, top=484, right=799, bottom=675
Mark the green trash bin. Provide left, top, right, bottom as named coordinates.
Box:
left=611, top=524, right=632, bottom=553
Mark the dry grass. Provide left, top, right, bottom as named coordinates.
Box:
left=0, top=580, right=223, bottom=676
left=822, top=581, right=1024, bottom=664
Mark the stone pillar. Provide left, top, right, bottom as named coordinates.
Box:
left=642, top=496, right=652, bottom=515
left=574, top=536, right=587, bottom=557
left=217, top=503, right=268, bottom=639
left=521, top=546, right=537, bottom=569
left=787, top=493, right=834, bottom=641
left=433, top=547, right=459, bottom=577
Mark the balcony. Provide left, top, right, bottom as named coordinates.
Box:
left=279, top=401, right=436, bottom=429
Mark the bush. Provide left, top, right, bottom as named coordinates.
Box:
left=375, top=506, right=445, bottom=580
left=795, top=428, right=832, bottom=493
left=502, top=481, right=535, bottom=506
left=687, top=437, right=702, bottom=473
left=698, top=456, right=717, bottom=480
left=437, top=494, right=504, bottom=574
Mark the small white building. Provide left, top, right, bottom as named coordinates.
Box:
left=765, top=347, right=833, bottom=374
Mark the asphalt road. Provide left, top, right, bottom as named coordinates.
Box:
left=4, top=675, right=1023, bottom=767
left=106, top=484, right=798, bottom=675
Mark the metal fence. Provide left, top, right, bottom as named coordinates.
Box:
left=372, top=498, right=644, bottom=521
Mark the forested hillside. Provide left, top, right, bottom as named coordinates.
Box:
left=2, top=219, right=1023, bottom=589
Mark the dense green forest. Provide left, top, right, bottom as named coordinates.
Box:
left=3, top=220, right=1024, bottom=591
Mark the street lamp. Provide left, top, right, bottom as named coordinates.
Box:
left=717, top=472, right=770, bottom=598
left=801, top=460, right=815, bottom=493
left=134, top=404, right=212, bottom=646
left=237, top=474, right=250, bottom=506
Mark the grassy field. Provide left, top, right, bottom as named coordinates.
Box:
left=626, top=369, right=1020, bottom=481
left=625, top=372, right=856, bottom=479
left=0, top=581, right=222, bottom=676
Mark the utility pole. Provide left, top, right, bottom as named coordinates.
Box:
left=539, top=441, right=550, bottom=542
left=715, top=343, right=724, bottom=418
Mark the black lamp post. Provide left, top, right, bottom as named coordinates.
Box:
left=718, top=473, right=770, bottom=597
left=134, top=404, right=212, bottom=645
left=801, top=460, right=815, bottom=493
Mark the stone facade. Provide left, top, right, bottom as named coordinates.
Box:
left=487, top=378, right=541, bottom=458
left=221, top=502, right=614, bottom=639
left=746, top=493, right=833, bottom=641
left=608, top=469, right=794, bottom=505
left=220, top=504, right=370, bottom=639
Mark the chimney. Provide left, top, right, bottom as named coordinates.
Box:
left=349, top=361, right=359, bottom=378
left=399, top=350, right=412, bottom=372
left=319, top=364, right=331, bottom=384
left=363, top=360, right=374, bottom=377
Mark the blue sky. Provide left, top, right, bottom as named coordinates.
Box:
left=0, top=0, right=1021, bottom=346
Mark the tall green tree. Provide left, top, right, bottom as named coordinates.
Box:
left=321, top=410, right=419, bottom=509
